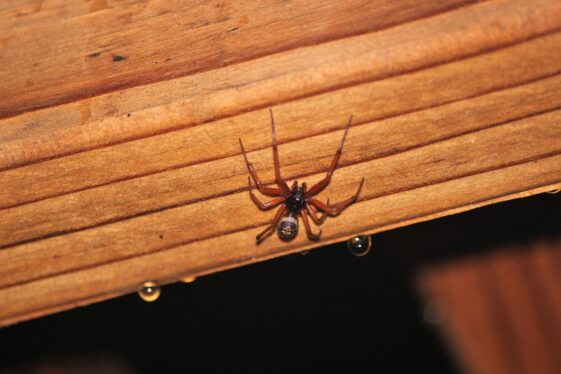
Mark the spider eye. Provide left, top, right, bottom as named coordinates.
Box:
left=277, top=216, right=298, bottom=241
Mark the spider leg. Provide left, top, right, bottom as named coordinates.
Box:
left=307, top=115, right=353, bottom=197
left=310, top=178, right=364, bottom=216
left=269, top=108, right=291, bottom=193
left=256, top=205, right=287, bottom=243
left=248, top=177, right=284, bottom=210
left=306, top=199, right=329, bottom=225
left=239, top=138, right=283, bottom=196
left=302, top=182, right=327, bottom=224
left=300, top=208, right=322, bottom=241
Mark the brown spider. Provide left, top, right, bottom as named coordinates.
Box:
left=239, top=109, right=364, bottom=243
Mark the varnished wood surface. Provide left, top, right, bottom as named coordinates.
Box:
left=1, top=0, right=561, bottom=326
left=418, top=241, right=561, bottom=374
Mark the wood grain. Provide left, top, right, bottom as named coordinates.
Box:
left=3, top=0, right=560, bottom=170
left=3, top=31, right=561, bottom=212
left=1, top=0, right=561, bottom=326
left=0, top=0, right=475, bottom=117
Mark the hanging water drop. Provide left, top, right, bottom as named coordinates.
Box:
left=347, top=235, right=372, bottom=257
left=138, top=281, right=161, bottom=302
left=181, top=276, right=196, bottom=283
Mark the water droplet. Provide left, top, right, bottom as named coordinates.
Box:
left=547, top=188, right=560, bottom=194
left=138, top=281, right=161, bottom=302
left=181, top=276, right=196, bottom=283
left=300, top=250, right=310, bottom=256
left=347, top=235, right=372, bottom=257
left=423, top=297, right=449, bottom=324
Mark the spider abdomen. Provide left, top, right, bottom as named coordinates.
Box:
left=277, top=215, right=298, bottom=241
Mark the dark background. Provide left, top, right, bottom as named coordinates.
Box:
left=1, top=192, right=560, bottom=373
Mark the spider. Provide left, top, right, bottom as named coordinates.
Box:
left=239, top=109, right=364, bottom=243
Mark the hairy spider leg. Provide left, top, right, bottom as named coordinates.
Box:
left=256, top=205, right=287, bottom=243
left=300, top=208, right=322, bottom=241
left=307, top=115, right=353, bottom=197
left=247, top=177, right=284, bottom=210
left=269, top=108, right=291, bottom=193
left=239, top=138, right=283, bottom=196
left=310, top=177, right=364, bottom=215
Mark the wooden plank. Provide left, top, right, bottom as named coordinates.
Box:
left=0, top=0, right=139, bottom=30
left=528, top=246, right=561, bottom=363
left=419, top=242, right=561, bottom=374
left=2, top=0, right=560, bottom=170
left=1, top=107, right=561, bottom=286
left=1, top=153, right=560, bottom=327
left=3, top=32, right=561, bottom=211
left=490, top=253, right=560, bottom=374
left=0, top=0, right=476, bottom=117
left=1, top=0, right=561, bottom=326
left=422, top=265, right=518, bottom=374
left=1, top=98, right=561, bottom=247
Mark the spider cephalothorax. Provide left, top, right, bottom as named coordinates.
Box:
left=239, top=108, right=364, bottom=243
